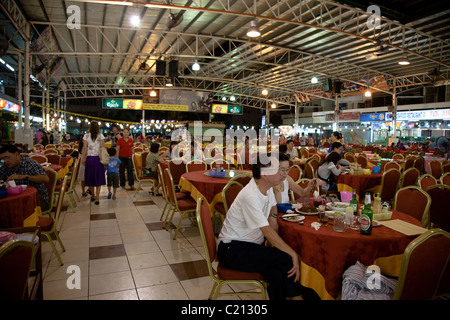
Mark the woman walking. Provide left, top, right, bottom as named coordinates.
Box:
left=81, top=121, right=106, bottom=205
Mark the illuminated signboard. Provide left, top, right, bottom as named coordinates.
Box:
left=212, top=104, right=243, bottom=115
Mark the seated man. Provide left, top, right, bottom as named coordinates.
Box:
left=217, top=153, right=303, bottom=300
left=286, top=139, right=299, bottom=159
left=0, top=144, right=50, bottom=211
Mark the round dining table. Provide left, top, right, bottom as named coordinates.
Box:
left=0, top=187, right=41, bottom=228
left=179, top=169, right=250, bottom=214
left=278, top=210, right=424, bottom=300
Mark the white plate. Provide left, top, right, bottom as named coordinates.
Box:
left=326, top=202, right=350, bottom=212
left=282, top=214, right=305, bottom=222
left=325, top=210, right=336, bottom=219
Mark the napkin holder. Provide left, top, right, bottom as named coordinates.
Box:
left=7, top=186, right=23, bottom=195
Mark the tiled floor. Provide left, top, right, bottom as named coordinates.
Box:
left=40, top=185, right=265, bottom=300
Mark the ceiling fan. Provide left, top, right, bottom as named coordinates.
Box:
left=365, top=39, right=394, bottom=60
left=165, top=0, right=184, bottom=30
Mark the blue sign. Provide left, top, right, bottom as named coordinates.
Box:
left=360, top=113, right=386, bottom=121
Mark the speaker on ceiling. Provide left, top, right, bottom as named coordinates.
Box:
left=155, top=60, right=166, bottom=76
left=169, top=60, right=179, bottom=77
left=323, top=79, right=332, bottom=92
left=333, top=81, right=343, bottom=94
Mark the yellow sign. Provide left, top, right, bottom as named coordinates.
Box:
left=212, top=104, right=228, bottom=113
left=123, top=99, right=143, bottom=110
left=143, top=103, right=189, bottom=111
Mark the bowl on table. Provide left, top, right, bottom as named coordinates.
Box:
left=277, top=203, right=292, bottom=213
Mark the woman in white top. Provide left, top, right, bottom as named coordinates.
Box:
left=273, top=153, right=319, bottom=203
left=81, top=121, right=106, bottom=204
left=317, top=152, right=343, bottom=191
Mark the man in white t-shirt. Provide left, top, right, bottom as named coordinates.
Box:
left=218, top=154, right=303, bottom=300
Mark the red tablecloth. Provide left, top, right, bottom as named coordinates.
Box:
left=180, top=170, right=236, bottom=203
left=336, top=173, right=383, bottom=199
left=278, top=210, right=423, bottom=299
left=0, top=187, right=40, bottom=228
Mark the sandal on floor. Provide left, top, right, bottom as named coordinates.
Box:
left=95, top=200, right=100, bottom=205
left=82, top=192, right=88, bottom=198
left=91, top=197, right=95, bottom=202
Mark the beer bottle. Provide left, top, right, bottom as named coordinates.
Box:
left=350, top=189, right=358, bottom=215
left=360, top=193, right=373, bottom=236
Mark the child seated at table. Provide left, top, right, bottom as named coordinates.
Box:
left=106, top=147, right=121, bottom=200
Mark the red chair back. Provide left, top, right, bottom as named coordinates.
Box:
left=419, top=174, right=437, bottom=190
left=0, top=240, right=34, bottom=299
left=380, top=168, right=401, bottom=202
left=46, top=154, right=61, bottom=165
left=395, top=230, right=450, bottom=300
left=230, top=174, right=252, bottom=187
left=222, top=181, right=243, bottom=213
left=43, top=149, right=58, bottom=155
left=44, top=167, right=58, bottom=211
left=356, top=155, right=368, bottom=168
left=413, top=157, right=424, bottom=173
left=426, top=184, right=450, bottom=232
left=198, top=199, right=217, bottom=264
left=443, top=163, right=450, bottom=174
left=163, top=168, right=176, bottom=205
left=187, top=162, right=207, bottom=172
left=441, top=173, right=450, bottom=186
left=404, top=157, right=415, bottom=171
left=30, top=155, right=48, bottom=164
left=288, top=165, right=301, bottom=182
left=401, top=168, right=420, bottom=188
left=429, top=160, right=443, bottom=179
left=394, top=186, right=431, bottom=228
left=168, top=160, right=187, bottom=186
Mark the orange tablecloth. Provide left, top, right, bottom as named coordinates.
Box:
left=0, top=187, right=41, bottom=228
left=336, top=173, right=382, bottom=199
left=278, top=210, right=423, bottom=300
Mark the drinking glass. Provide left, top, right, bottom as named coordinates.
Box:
left=333, top=212, right=347, bottom=232
left=318, top=206, right=328, bottom=226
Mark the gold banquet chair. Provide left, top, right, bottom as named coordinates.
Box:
left=196, top=197, right=267, bottom=300
left=163, top=168, right=197, bottom=240
left=394, top=186, right=431, bottom=228
left=37, top=175, right=68, bottom=266
left=132, top=154, right=157, bottom=197
left=393, top=229, right=450, bottom=300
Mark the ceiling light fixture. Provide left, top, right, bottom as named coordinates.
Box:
left=398, top=55, right=410, bottom=65
left=247, top=20, right=261, bottom=38
left=261, top=88, right=268, bottom=95
left=192, top=60, right=200, bottom=71
left=311, top=76, right=318, bottom=84
left=130, top=15, right=140, bottom=27
left=230, top=95, right=236, bottom=101
left=271, top=103, right=277, bottom=109
left=165, top=79, right=173, bottom=87
left=364, top=89, right=372, bottom=97
left=150, top=90, right=157, bottom=97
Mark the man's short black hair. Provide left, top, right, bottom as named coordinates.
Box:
left=286, top=139, right=294, bottom=144
left=0, top=144, right=19, bottom=154
left=150, top=143, right=160, bottom=154
left=252, top=153, right=289, bottom=179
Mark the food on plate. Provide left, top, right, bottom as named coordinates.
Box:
left=300, top=205, right=318, bottom=213
left=285, top=216, right=300, bottom=221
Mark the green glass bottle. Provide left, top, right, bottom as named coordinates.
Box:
left=350, top=189, right=358, bottom=216
left=360, top=193, right=373, bottom=236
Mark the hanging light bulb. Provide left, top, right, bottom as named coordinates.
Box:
left=150, top=90, right=157, bottom=97
left=230, top=95, right=236, bottom=101
left=271, top=103, right=277, bottom=109
left=261, top=88, right=268, bottom=95
left=192, top=60, right=200, bottom=71
left=364, top=89, right=372, bottom=97
left=247, top=20, right=261, bottom=38
left=398, top=55, right=410, bottom=65
left=311, top=76, right=318, bottom=84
